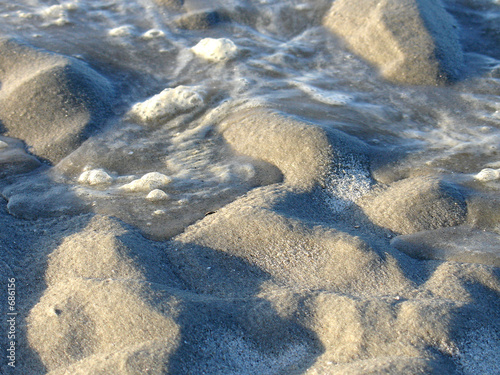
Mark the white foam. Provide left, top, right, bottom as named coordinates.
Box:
left=474, top=168, right=500, bottom=181
left=78, top=169, right=113, bottom=185
left=191, top=38, right=239, bottom=62
left=108, top=25, right=135, bottom=37
left=40, top=3, right=77, bottom=26
left=120, top=172, right=172, bottom=192
left=130, top=86, right=204, bottom=123
left=0, top=140, right=8, bottom=149
left=141, top=29, right=165, bottom=39
left=146, top=189, right=170, bottom=201
left=291, top=80, right=353, bottom=106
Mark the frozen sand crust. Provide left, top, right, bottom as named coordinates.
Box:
left=323, top=0, right=464, bottom=85
left=0, top=38, right=114, bottom=163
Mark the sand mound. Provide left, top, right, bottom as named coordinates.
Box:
left=323, top=0, right=464, bottom=85
left=0, top=0, right=498, bottom=373
left=302, top=292, right=459, bottom=374
left=174, top=170, right=499, bottom=373
left=176, top=185, right=410, bottom=294
left=358, top=176, right=467, bottom=235
left=10, top=165, right=500, bottom=374
left=465, top=193, right=500, bottom=229
left=1, top=99, right=497, bottom=373
left=27, top=215, right=182, bottom=372
left=175, top=10, right=230, bottom=29
left=0, top=38, right=114, bottom=163
left=26, top=215, right=323, bottom=374
left=218, top=108, right=369, bottom=191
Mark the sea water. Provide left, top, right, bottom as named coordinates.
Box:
left=0, top=0, right=498, bottom=235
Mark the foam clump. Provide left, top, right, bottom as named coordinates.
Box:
left=141, top=29, right=165, bottom=39
left=191, top=38, right=238, bottom=62
left=391, top=226, right=500, bottom=266
left=474, top=168, right=500, bottom=181
left=108, top=25, right=135, bottom=37
left=323, top=0, right=464, bottom=85
left=78, top=168, right=113, bottom=185
left=146, top=189, right=170, bottom=201
left=358, top=177, right=467, bottom=235
left=0, top=38, right=114, bottom=162
left=129, top=86, right=204, bottom=124
left=119, top=172, right=172, bottom=192
left=40, top=3, right=78, bottom=26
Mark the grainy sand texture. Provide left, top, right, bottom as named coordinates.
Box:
left=1, top=0, right=499, bottom=374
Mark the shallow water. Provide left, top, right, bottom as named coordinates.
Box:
left=1, top=0, right=499, bottom=239
left=1, top=0, right=500, bottom=374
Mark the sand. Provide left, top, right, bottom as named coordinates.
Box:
left=323, top=0, right=464, bottom=85
left=0, top=38, right=114, bottom=163
left=0, top=0, right=499, bottom=374
left=2, top=104, right=499, bottom=374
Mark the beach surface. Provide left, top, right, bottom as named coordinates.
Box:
left=0, top=0, right=499, bottom=373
